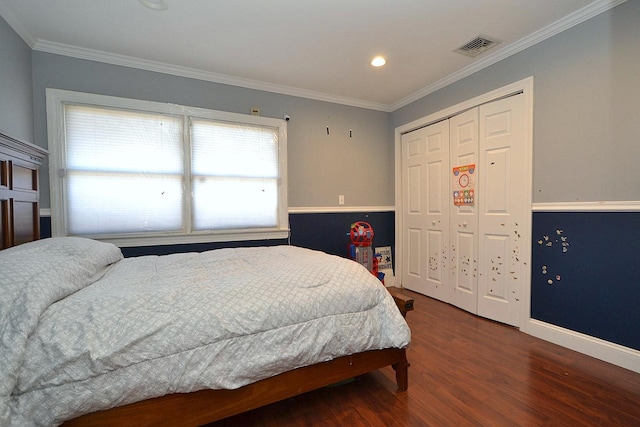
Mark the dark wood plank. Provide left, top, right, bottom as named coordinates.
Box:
left=207, top=290, right=640, bottom=426
left=387, top=286, right=414, bottom=318
left=63, top=349, right=407, bottom=427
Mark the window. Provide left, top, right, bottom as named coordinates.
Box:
left=46, top=89, right=288, bottom=246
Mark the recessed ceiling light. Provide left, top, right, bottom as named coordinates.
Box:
left=371, top=56, right=386, bottom=67
left=139, top=0, right=168, bottom=11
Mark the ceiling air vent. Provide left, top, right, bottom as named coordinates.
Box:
left=454, top=35, right=501, bottom=57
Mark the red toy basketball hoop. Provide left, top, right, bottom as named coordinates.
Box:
left=349, top=221, right=374, bottom=247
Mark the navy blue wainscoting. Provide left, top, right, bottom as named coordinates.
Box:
left=531, top=211, right=640, bottom=351
left=288, top=211, right=395, bottom=264
left=40, top=211, right=395, bottom=265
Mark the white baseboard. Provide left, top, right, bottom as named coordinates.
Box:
left=524, top=319, right=640, bottom=374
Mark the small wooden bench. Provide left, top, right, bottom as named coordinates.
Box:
left=387, top=286, right=414, bottom=318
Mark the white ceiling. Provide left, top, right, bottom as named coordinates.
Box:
left=0, top=0, right=624, bottom=111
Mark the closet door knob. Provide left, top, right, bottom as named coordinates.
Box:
left=462, top=222, right=468, bottom=227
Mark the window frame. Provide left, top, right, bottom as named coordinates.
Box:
left=46, top=88, right=289, bottom=247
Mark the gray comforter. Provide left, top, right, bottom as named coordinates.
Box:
left=1, top=238, right=410, bottom=426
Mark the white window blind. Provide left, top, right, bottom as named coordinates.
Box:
left=191, top=119, right=279, bottom=230
left=46, top=88, right=288, bottom=246
left=64, top=105, right=184, bottom=235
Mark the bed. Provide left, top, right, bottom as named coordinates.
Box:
left=0, top=237, right=411, bottom=426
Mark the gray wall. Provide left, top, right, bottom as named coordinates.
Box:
left=12, top=0, right=640, bottom=209
left=392, top=0, right=640, bottom=204
left=0, top=16, right=34, bottom=142
left=32, top=53, right=393, bottom=210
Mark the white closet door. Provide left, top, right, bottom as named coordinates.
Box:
left=401, top=120, right=450, bottom=301
left=477, top=94, right=527, bottom=326
left=449, top=108, right=479, bottom=313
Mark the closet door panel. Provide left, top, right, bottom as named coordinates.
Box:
left=427, top=229, right=445, bottom=284
left=423, top=122, right=450, bottom=302
left=407, top=228, right=422, bottom=278
left=402, top=132, right=427, bottom=293
left=477, top=94, right=527, bottom=327
left=453, top=231, right=476, bottom=293
left=401, top=121, right=450, bottom=301
left=484, top=149, right=509, bottom=212
left=427, top=161, right=444, bottom=214
left=408, top=165, right=421, bottom=213
left=482, top=234, right=510, bottom=301
left=449, top=108, right=479, bottom=313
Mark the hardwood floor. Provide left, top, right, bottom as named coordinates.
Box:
left=207, top=289, right=640, bottom=426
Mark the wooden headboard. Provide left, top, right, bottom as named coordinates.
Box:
left=0, top=131, right=48, bottom=250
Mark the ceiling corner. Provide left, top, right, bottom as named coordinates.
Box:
left=0, top=3, right=38, bottom=48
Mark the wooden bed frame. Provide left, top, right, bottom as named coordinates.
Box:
left=60, top=292, right=411, bottom=427
left=1, top=131, right=411, bottom=427
left=63, top=346, right=408, bottom=427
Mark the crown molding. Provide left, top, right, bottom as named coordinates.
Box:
left=1, top=0, right=626, bottom=113
left=32, top=39, right=392, bottom=112
left=390, top=0, right=628, bottom=111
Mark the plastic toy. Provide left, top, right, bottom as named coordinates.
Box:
left=348, top=221, right=384, bottom=282
left=349, top=221, right=374, bottom=246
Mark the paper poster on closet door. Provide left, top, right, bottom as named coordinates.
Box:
left=452, top=164, right=475, bottom=206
